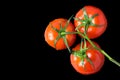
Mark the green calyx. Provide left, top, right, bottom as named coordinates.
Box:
left=50, top=15, right=74, bottom=53
left=72, top=39, right=94, bottom=68
left=74, top=8, right=100, bottom=32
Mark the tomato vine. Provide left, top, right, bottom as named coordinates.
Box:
left=44, top=5, right=120, bottom=75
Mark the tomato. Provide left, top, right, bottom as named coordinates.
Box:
left=70, top=41, right=105, bottom=75
left=74, top=5, right=107, bottom=39
left=44, top=18, right=76, bottom=51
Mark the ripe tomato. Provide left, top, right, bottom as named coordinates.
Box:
left=70, top=41, right=105, bottom=75
left=74, top=5, right=107, bottom=39
left=44, top=18, right=76, bottom=50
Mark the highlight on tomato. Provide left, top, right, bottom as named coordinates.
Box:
left=44, top=16, right=76, bottom=52
left=74, top=5, right=107, bottom=39
left=70, top=40, right=105, bottom=75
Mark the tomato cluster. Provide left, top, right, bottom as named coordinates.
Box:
left=44, top=5, right=119, bottom=75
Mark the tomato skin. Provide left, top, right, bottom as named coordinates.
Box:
left=44, top=18, right=76, bottom=50
left=70, top=41, right=105, bottom=75
left=74, top=5, right=107, bottom=39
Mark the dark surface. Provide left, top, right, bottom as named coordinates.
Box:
left=16, top=0, right=120, bottom=79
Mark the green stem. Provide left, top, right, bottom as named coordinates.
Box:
left=84, top=34, right=120, bottom=67
left=61, top=31, right=85, bottom=37
left=101, top=50, right=120, bottom=67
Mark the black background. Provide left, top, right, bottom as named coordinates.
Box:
left=13, top=0, right=120, bottom=79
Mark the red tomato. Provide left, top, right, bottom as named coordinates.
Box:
left=70, top=41, right=105, bottom=75
left=74, top=5, right=107, bottom=39
left=44, top=18, right=76, bottom=50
